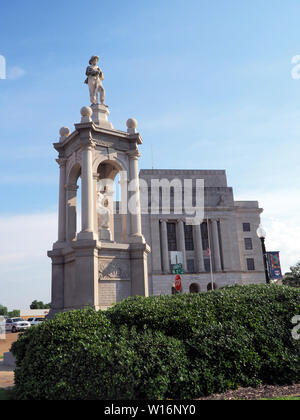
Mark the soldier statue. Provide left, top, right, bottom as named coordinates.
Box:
left=85, top=55, right=106, bottom=106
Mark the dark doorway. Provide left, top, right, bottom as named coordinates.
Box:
left=189, top=283, right=201, bottom=294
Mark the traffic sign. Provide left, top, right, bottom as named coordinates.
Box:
left=175, top=275, right=182, bottom=292
left=171, top=263, right=185, bottom=275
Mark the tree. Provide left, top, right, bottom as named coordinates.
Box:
left=0, top=305, right=8, bottom=316
left=283, top=262, right=300, bottom=288
left=30, top=300, right=51, bottom=310
left=8, top=310, right=20, bottom=318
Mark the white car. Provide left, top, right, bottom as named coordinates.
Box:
left=27, top=317, right=45, bottom=326
left=5, top=318, right=31, bottom=333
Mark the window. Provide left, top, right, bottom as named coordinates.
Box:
left=201, top=222, right=209, bottom=250
left=187, top=259, right=195, bottom=273
left=184, top=224, right=194, bottom=251
left=167, top=222, right=177, bottom=251
left=244, top=238, right=253, bottom=250
left=204, top=258, right=211, bottom=273
left=243, top=223, right=251, bottom=232
left=247, top=258, right=255, bottom=271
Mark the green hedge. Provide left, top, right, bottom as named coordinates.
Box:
left=11, top=285, right=300, bottom=400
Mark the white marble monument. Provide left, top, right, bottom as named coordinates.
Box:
left=48, top=58, right=150, bottom=315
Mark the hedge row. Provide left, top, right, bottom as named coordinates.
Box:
left=11, top=285, right=300, bottom=400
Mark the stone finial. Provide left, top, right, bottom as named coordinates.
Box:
left=80, top=106, right=93, bottom=123
left=59, top=127, right=71, bottom=142
left=126, top=118, right=138, bottom=134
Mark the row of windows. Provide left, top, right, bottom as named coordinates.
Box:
left=167, top=222, right=254, bottom=252
left=177, top=257, right=256, bottom=273
left=186, top=259, right=211, bottom=273
left=166, top=222, right=210, bottom=252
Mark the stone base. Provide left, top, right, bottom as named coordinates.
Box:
left=91, top=104, right=114, bottom=130
left=48, top=238, right=150, bottom=314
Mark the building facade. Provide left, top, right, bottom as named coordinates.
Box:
left=115, top=169, right=266, bottom=295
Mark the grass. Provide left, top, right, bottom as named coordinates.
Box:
left=261, top=396, right=300, bottom=401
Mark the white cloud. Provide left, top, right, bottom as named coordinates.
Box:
left=0, top=213, right=57, bottom=310
left=236, top=188, right=300, bottom=274
left=7, top=66, right=26, bottom=80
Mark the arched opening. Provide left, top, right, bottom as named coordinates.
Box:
left=66, top=163, right=81, bottom=242
left=76, top=177, right=82, bottom=235
left=189, top=283, right=201, bottom=294
left=207, top=282, right=218, bottom=291
left=96, top=160, right=126, bottom=242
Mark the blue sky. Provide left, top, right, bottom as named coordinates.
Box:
left=1, top=0, right=300, bottom=309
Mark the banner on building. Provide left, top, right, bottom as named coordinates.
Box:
left=266, top=252, right=283, bottom=280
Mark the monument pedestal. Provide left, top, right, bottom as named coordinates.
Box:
left=48, top=239, right=150, bottom=316
left=91, top=104, right=114, bottom=130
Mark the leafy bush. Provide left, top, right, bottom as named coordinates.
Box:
left=12, top=285, right=300, bottom=400
left=12, top=308, right=188, bottom=400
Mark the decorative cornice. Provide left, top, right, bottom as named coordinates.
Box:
left=127, top=149, right=141, bottom=160
left=56, top=158, right=67, bottom=168
left=81, top=139, right=96, bottom=151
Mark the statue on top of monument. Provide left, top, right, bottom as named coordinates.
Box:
left=85, top=55, right=106, bottom=106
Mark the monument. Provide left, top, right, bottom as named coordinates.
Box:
left=48, top=56, right=150, bottom=315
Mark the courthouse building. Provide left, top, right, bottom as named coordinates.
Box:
left=115, top=168, right=265, bottom=295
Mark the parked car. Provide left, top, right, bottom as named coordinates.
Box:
left=5, top=318, right=31, bottom=333
left=27, top=317, right=45, bottom=326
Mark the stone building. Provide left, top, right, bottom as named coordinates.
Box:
left=114, top=169, right=266, bottom=294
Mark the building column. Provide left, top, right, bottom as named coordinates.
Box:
left=193, top=224, right=205, bottom=272
left=128, top=150, right=143, bottom=240
left=178, top=219, right=187, bottom=271
left=78, top=142, right=96, bottom=240
left=160, top=220, right=170, bottom=273
left=56, top=158, right=67, bottom=244
left=212, top=219, right=222, bottom=272
left=65, top=184, right=78, bottom=242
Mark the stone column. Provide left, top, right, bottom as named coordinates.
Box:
left=66, top=184, right=78, bottom=242
left=212, top=219, right=222, bottom=272
left=128, top=150, right=143, bottom=241
left=160, top=220, right=170, bottom=273
left=178, top=220, right=187, bottom=271
left=56, top=158, right=67, bottom=244
left=120, top=170, right=128, bottom=243
left=78, top=141, right=96, bottom=240
left=93, top=173, right=99, bottom=240
left=193, top=224, right=205, bottom=272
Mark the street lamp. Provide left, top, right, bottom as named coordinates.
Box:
left=257, top=225, right=270, bottom=284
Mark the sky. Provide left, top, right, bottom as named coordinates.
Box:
left=1, top=0, right=300, bottom=310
